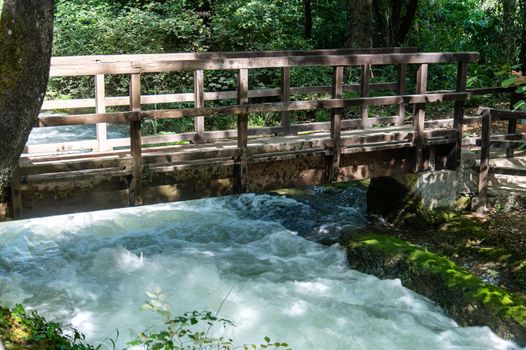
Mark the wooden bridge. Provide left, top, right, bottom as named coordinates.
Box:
left=0, top=48, right=523, bottom=220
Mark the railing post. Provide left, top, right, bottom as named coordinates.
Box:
left=10, top=165, right=22, bottom=219
left=234, top=68, right=249, bottom=193
left=129, top=73, right=144, bottom=206
left=280, top=67, right=291, bottom=135
left=414, top=63, right=428, bottom=172
left=507, top=92, right=521, bottom=158
left=474, top=108, right=491, bottom=212
left=194, top=69, right=205, bottom=142
left=453, top=62, right=468, bottom=167
left=328, top=66, right=344, bottom=182
left=95, top=74, right=109, bottom=151
left=360, top=64, right=371, bottom=129
left=396, top=64, right=407, bottom=126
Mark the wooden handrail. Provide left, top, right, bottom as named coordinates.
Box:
left=38, top=92, right=469, bottom=127
left=50, top=47, right=418, bottom=65
left=49, top=52, right=480, bottom=76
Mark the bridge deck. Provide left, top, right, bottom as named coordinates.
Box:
left=8, top=126, right=457, bottom=219
left=19, top=126, right=454, bottom=181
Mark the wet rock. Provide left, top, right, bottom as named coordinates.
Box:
left=343, top=232, right=526, bottom=345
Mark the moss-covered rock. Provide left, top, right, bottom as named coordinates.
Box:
left=343, top=232, right=526, bottom=345
left=0, top=304, right=94, bottom=350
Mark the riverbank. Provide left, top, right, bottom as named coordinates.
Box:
left=340, top=201, right=526, bottom=345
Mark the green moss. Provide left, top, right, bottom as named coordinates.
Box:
left=0, top=305, right=94, bottom=350
left=345, top=233, right=526, bottom=336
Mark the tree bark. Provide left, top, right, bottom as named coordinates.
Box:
left=347, top=0, right=373, bottom=48
left=303, top=0, right=313, bottom=39
left=0, top=0, right=54, bottom=188
left=502, top=0, right=517, bottom=64
left=395, top=0, right=418, bottom=45
left=520, top=0, right=526, bottom=73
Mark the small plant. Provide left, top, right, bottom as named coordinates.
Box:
left=0, top=304, right=96, bottom=350
left=129, top=289, right=291, bottom=350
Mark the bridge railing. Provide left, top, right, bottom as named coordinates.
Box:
left=35, top=47, right=420, bottom=154
left=26, top=48, right=482, bottom=204
left=473, top=107, right=526, bottom=211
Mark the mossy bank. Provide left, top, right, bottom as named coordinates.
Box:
left=343, top=232, right=526, bottom=345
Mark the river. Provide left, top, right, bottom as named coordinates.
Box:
left=0, top=186, right=522, bottom=349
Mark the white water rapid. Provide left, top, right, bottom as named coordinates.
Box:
left=0, top=189, right=522, bottom=349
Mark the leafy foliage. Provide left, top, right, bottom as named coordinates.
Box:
left=0, top=304, right=96, bottom=350
left=129, top=289, right=291, bottom=350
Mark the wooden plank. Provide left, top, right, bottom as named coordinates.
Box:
left=23, top=140, right=98, bottom=154
left=341, top=141, right=414, bottom=154
left=490, top=140, right=526, bottom=149
left=131, top=53, right=480, bottom=74
left=396, top=64, right=407, bottom=126
left=49, top=52, right=478, bottom=77
left=144, top=92, right=469, bottom=120
left=490, top=167, right=526, bottom=176
left=26, top=168, right=132, bottom=184
left=234, top=68, right=249, bottom=192
left=50, top=47, right=419, bottom=66
left=474, top=109, right=491, bottom=212
left=360, top=65, right=371, bottom=129
left=413, top=64, right=428, bottom=171
left=95, top=74, right=109, bottom=152
left=129, top=73, right=144, bottom=206
left=281, top=67, right=291, bottom=135
left=38, top=111, right=140, bottom=126
left=40, top=83, right=399, bottom=112
left=468, top=86, right=516, bottom=96
left=329, top=66, right=344, bottom=182
left=24, top=116, right=402, bottom=155
left=488, top=108, right=526, bottom=120
left=452, top=62, right=468, bottom=168
left=194, top=70, right=205, bottom=142
left=10, top=165, right=22, bottom=219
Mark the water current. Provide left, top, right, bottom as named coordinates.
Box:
left=0, top=186, right=522, bottom=349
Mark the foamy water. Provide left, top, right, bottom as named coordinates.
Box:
left=0, top=191, right=522, bottom=349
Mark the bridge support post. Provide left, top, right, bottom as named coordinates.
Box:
left=396, top=64, right=407, bottom=126
left=95, top=74, right=110, bottom=152
left=414, top=64, right=428, bottom=172
left=327, top=66, right=344, bottom=182
left=360, top=64, right=371, bottom=129
left=9, top=165, right=22, bottom=219
left=473, top=109, right=491, bottom=212
left=129, top=73, right=144, bottom=206
left=234, top=68, right=249, bottom=193
left=280, top=67, right=291, bottom=135
left=452, top=62, right=468, bottom=168
left=194, top=70, right=205, bottom=143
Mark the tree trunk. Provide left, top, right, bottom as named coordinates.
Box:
left=502, top=0, right=517, bottom=64
left=303, top=0, right=312, bottom=39
left=347, top=0, right=373, bottom=48
left=389, top=0, right=403, bottom=46
left=0, top=0, right=54, bottom=188
left=520, top=0, right=526, bottom=73
left=395, top=0, right=418, bottom=45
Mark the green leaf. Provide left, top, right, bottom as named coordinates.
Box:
left=502, top=76, right=518, bottom=88
left=265, top=336, right=271, bottom=343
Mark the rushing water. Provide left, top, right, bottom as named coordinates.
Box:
left=0, top=188, right=522, bottom=349
left=27, top=123, right=129, bottom=145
